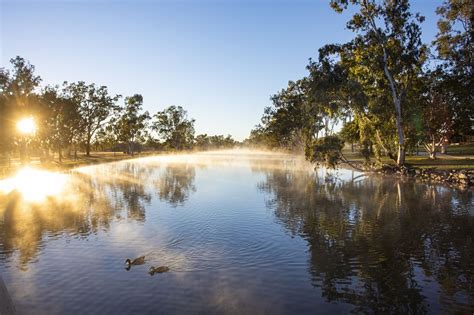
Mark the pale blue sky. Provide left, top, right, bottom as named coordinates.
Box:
left=1, top=0, right=439, bottom=140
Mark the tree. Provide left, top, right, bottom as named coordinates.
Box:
left=247, top=124, right=279, bottom=148
left=0, top=56, right=42, bottom=155
left=194, top=134, right=236, bottom=150
left=195, top=134, right=211, bottom=149
left=40, top=85, right=81, bottom=162
left=64, top=81, right=120, bottom=156
left=330, top=0, right=427, bottom=165
left=266, top=79, right=314, bottom=150
left=152, top=106, right=195, bottom=150
left=415, top=70, right=454, bottom=159
left=306, top=135, right=345, bottom=169
left=306, top=52, right=353, bottom=139
left=112, top=94, right=150, bottom=155
left=252, top=78, right=321, bottom=151
left=433, top=0, right=473, bottom=137
left=339, top=119, right=361, bottom=153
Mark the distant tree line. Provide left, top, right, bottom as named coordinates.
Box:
left=0, top=59, right=237, bottom=162
left=247, top=0, right=472, bottom=167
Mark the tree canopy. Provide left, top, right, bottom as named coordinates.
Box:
left=249, top=0, right=473, bottom=167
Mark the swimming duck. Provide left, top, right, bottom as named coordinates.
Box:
left=149, top=266, right=170, bottom=275
left=124, top=256, right=145, bottom=270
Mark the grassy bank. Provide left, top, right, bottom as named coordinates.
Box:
left=342, top=143, right=474, bottom=171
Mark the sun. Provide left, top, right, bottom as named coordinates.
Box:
left=17, top=117, right=37, bottom=135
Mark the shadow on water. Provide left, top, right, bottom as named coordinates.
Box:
left=254, top=159, right=474, bottom=313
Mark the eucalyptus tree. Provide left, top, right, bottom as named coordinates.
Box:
left=195, top=134, right=236, bottom=150
left=195, top=134, right=211, bottom=150
left=412, top=69, right=454, bottom=159
left=260, top=78, right=317, bottom=150
left=64, top=81, right=120, bottom=156
left=112, top=94, right=150, bottom=155
left=208, top=134, right=236, bottom=148
left=152, top=106, right=195, bottom=150
left=248, top=124, right=278, bottom=148
left=306, top=50, right=360, bottom=137
left=0, top=56, right=42, bottom=155
left=330, top=0, right=427, bottom=165
left=40, top=85, right=81, bottom=162
left=433, top=0, right=473, bottom=137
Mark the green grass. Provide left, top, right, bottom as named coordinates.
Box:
left=444, top=143, right=474, bottom=155
left=405, top=156, right=474, bottom=170
left=342, top=143, right=474, bottom=170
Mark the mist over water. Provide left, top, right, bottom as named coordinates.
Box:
left=0, top=150, right=473, bottom=313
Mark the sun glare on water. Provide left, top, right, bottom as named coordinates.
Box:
left=0, top=167, right=67, bottom=202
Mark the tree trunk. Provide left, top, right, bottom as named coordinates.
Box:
left=85, top=138, right=91, bottom=156
left=429, top=138, right=437, bottom=160
left=397, top=146, right=405, bottom=165
left=441, top=144, right=447, bottom=154
left=86, top=127, right=91, bottom=156
left=129, top=142, right=134, bottom=156
left=380, top=46, right=406, bottom=166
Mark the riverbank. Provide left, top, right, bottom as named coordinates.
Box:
left=339, top=161, right=474, bottom=190
left=340, top=145, right=474, bottom=190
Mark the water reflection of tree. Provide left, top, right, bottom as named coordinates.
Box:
left=0, top=163, right=153, bottom=266
left=154, top=164, right=196, bottom=207
left=255, top=162, right=474, bottom=313
left=104, top=163, right=152, bottom=221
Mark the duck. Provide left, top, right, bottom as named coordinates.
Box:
left=149, top=266, right=170, bottom=275
left=124, top=256, right=145, bottom=270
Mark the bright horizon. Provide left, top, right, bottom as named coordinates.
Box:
left=1, top=0, right=438, bottom=141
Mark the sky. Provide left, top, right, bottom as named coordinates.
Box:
left=1, top=0, right=440, bottom=140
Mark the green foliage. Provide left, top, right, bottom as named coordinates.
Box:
left=332, top=0, right=427, bottom=165
left=63, top=81, right=120, bottom=156
left=306, top=136, right=345, bottom=169
left=252, top=0, right=447, bottom=168
left=247, top=124, right=279, bottom=148
left=111, top=94, right=150, bottom=155
left=40, top=85, right=81, bottom=159
left=415, top=69, right=455, bottom=158
left=0, top=56, right=199, bottom=161
left=433, top=0, right=473, bottom=136
left=194, top=134, right=236, bottom=150
left=339, top=120, right=359, bottom=143
left=434, top=0, right=472, bottom=76
left=152, top=106, right=195, bottom=150
left=264, top=79, right=314, bottom=150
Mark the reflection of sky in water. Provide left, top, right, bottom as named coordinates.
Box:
left=0, top=150, right=473, bottom=314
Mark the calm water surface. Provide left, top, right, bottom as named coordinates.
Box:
left=0, top=151, right=473, bottom=314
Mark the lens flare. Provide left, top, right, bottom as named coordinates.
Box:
left=17, top=117, right=37, bottom=135
left=0, top=167, right=67, bottom=201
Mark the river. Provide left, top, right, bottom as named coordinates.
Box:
left=0, top=150, right=472, bottom=313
